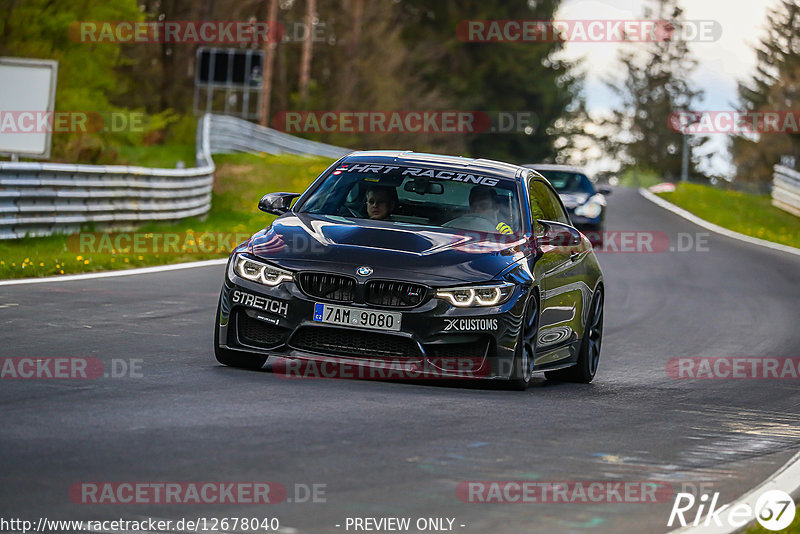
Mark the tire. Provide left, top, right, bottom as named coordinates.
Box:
left=507, top=295, right=539, bottom=391
left=214, top=299, right=268, bottom=370
left=546, top=288, right=603, bottom=383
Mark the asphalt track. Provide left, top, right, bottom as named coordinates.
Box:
left=2, top=187, right=800, bottom=533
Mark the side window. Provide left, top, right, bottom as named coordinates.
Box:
left=544, top=184, right=571, bottom=225
left=527, top=177, right=547, bottom=222
left=529, top=179, right=570, bottom=225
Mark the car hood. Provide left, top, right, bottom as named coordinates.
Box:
left=244, top=213, right=530, bottom=284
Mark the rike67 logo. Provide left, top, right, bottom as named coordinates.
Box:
left=668, top=489, right=796, bottom=531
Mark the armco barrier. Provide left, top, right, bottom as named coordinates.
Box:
left=206, top=114, right=350, bottom=159
left=773, top=165, right=800, bottom=218
left=0, top=114, right=350, bottom=239
left=0, top=115, right=214, bottom=240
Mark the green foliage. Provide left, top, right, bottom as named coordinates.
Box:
left=164, top=115, right=199, bottom=146
left=397, top=0, right=580, bottom=163
left=732, top=0, right=800, bottom=188
left=1, top=0, right=581, bottom=166
left=600, top=0, right=709, bottom=181
left=0, top=0, right=143, bottom=162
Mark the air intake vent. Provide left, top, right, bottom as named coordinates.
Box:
left=290, top=326, right=421, bottom=359
left=236, top=310, right=287, bottom=348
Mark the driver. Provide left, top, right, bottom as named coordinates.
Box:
left=468, top=186, right=513, bottom=234
left=365, top=185, right=398, bottom=221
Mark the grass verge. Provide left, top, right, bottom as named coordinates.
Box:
left=0, top=152, right=333, bottom=279
left=745, top=504, right=799, bottom=533
left=656, top=182, right=800, bottom=249
left=115, top=144, right=197, bottom=168
left=617, top=167, right=665, bottom=189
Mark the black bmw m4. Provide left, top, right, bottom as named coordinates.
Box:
left=214, top=151, right=604, bottom=389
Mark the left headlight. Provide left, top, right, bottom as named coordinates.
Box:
left=232, top=256, right=293, bottom=287
left=436, top=282, right=515, bottom=307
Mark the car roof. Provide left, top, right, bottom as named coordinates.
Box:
left=521, top=163, right=588, bottom=175
left=343, top=150, right=527, bottom=180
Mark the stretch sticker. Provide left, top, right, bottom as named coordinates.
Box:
left=232, top=290, right=289, bottom=318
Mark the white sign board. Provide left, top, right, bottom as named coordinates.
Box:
left=0, top=57, right=58, bottom=159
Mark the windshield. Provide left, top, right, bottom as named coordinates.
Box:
left=297, top=163, right=522, bottom=235
left=535, top=170, right=594, bottom=195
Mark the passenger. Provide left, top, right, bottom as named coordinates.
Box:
left=468, top=186, right=513, bottom=234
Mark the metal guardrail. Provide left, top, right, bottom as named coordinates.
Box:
left=206, top=114, right=350, bottom=159
left=773, top=165, right=800, bottom=218
left=0, top=114, right=349, bottom=239
left=0, top=116, right=215, bottom=239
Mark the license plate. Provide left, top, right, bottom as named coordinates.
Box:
left=313, top=303, right=401, bottom=331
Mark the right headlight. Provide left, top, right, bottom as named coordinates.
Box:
left=232, top=256, right=292, bottom=287
left=435, top=282, right=515, bottom=307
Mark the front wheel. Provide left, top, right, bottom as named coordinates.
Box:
left=214, top=299, right=268, bottom=370
left=546, top=288, right=603, bottom=383
left=507, top=295, right=539, bottom=390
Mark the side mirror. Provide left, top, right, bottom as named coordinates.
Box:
left=596, top=185, right=612, bottom=196
left=258, top=192, right=300, bottom=215
left=536, top=220, right=582, bottom=248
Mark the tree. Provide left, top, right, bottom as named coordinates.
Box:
left=601, top=0, right=709, bottom=181
left=732, top=0, right=800, bottom=190
left=278, top=0, right=458, bottom=153
left=259, top=0, right=279, bottom=125
left=397, top=0, right=581, bottom=162
left=0, top=0, right=143, bottom=161
left=297, top=0, right=316, bottom=104
left=0, top=0, right=584, bottom=164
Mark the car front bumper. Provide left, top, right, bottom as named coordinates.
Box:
left=216, top=264, right=529, bottom=380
